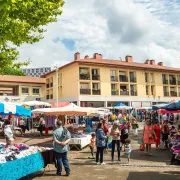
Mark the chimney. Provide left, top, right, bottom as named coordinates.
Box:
left=125, top=55, right=133, bottom=63
left=84, top=55, right=89, bottom=59
left=93, top=53, right=103, bottom=60
left=74, top=52, right=80, bottom=61
left=150, top=59, right=155, bottom=65
left=145, top=59, right=150, bottom=65
left=158, top=62, right=163, bottom=66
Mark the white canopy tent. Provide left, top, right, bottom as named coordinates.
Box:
left=22, top=101, right=51, bottom=107
left=32, top=103, right=99, bottom=116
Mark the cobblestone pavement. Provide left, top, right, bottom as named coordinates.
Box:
left=1, top=123, right=180, bottom=180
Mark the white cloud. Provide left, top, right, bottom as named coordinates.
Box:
left=18, top=0, right=180, bottom=68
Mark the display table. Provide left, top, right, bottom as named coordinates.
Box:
left=0, top=152, right=44, bottom=180
left=70, top=134, right=91, bottom=150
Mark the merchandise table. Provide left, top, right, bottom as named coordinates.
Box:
left=0, top=152, right=44, bottom=180
left=70, top=134, right=91, bottom=150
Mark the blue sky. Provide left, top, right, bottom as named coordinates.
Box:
left=19, top=0, right=180, bottom=68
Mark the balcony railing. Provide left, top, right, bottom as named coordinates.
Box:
left=92, top=74, right=100, bottom=80
left=92, top=89, right=101, bottom=95
left=50, top=83, right=53, bottom=87
left=80, top=89, right=91, bottom=95
left=79, top=74, right=90, bottom=80
left=163, top=79, right=168, bottom=85
left=119, top=76, right=128, bottom=82
left=170, top=91, right=177, bottom=97
left=163, top=92, right=169, bottom=97
left=111, top=76, right=118, bottom=82
left=46, top=84, right=49, bottom=88
left=111, top=90, right=119, bottom=95
left=120, top=90, right=129, bottom=96
left=131, top=90, right=137, bottom=96
left=169, top=80, right=176, bottom=85
left=130, top=77, right=136, bottom=83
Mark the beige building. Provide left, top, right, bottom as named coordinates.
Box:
left=0, top=75, right=46, bottom=102
left=43, top=52, right=180, bottom=108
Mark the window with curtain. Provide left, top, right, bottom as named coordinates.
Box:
left=92, top=83, right=99, bottom=89
left=110, top=70, right=116, bottom=76
left=80, top=68, right=88, bottom=74
left=119, top=71, right=126, bottom=76
left=92, top=69, right=98, bottom=75
left=150, top=73, right=153, bottom=83
left=111, top=84, right=116, bottom=90
left=80, top=83, right=89, bottom=89
left=146, top=86, right=149, bottom=95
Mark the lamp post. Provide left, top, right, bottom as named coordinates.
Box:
left=54, top=65, right=59, bottom=108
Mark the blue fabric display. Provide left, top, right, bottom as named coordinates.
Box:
left=0, top=152, right=44, bottom=180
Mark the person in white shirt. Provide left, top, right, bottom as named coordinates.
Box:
left=19, top=118, right=26, bottom=134
left=162, top=114, right=167, bottom=124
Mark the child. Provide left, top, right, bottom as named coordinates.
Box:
left=125, top=139, right=131, bottom=163
left=88, top=133, right=96, bottom=159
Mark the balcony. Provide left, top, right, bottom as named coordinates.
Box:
left=164, top=92, right=169, bottom=97
left=119, top=76, right=128, bottom=82
left=169, top=80, right=176, bottom=85
left=111, top=76, right=118, bottom=82
left=111, top=90, right=119, bottom=96
left=131, top=90, right=137, bottom=96
left=163, top=79, right=168, bottom=85
left=46, top=84, right=49, bottom=88
left=80, top=89, right=91, bottom=95
left=92, top=74, right=100, bottom=81
left=170, top=91, right=177, bottom=97
left=120, top=90, right=129, bottom=96
left=130, top=77, right=136, bottom=83
left=79, top=74, right=90, bottom=80
left=92, top=89, right=101, bottom=95
left=50, top=83, right=53, bottom=87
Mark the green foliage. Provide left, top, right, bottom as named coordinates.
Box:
left=0, top=0, right=64, bottom=73
left=2, top=67, right=25, bottom=76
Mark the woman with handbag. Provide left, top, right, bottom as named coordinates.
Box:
left=142, top=119, right=156, bottom=156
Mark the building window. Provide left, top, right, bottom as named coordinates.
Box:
left=92, top=83, right=99, bottom=90
left=150, top=73, right=154, bottom=83
left=22, top=88, right=29, bottom=94
left=145, top=73, right=148, bottom=83
left=146, top=86, right=149, bottom=95
left=32, top=88, right=40, bottom=95
left=151, top=85, right=154, bottom=95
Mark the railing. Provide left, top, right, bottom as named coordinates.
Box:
left=169, top=80, right=176, bottom=85
left=170, top=91, right=177, bottom=97
left=120, top=91, right=129, bottom=96
left=163, top=92, right=169, bottom=97
left=111, top=90, right=119, bottom=95
left=79, top=74, right=90, bottom=80
left=92, top=74, right=100, bottom=80
left=119, top=76, right=128, bottom=82
left=110, top=76, right=118, bottom=82
left=130, top=77, right=136, bottom=83
left=131, top=90, right=137, bottom=96
left=163, top=79, right=168, bottom=85
left=80, top=89, right=91, bottom=94
left=92, top=89, right=101, bottom=95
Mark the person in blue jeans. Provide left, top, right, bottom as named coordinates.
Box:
left=96, top=122, right=106, bottom=165
left=53, top=120, right=71, bottom=176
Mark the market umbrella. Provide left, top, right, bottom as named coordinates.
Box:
left=0, top=102, right=31, bottom=117
left=164, top=102, right=180, bottom=111
left=114, top=103, right=132, bottom=110
left=152, top=103, right=169, bottom=110
left=32, top=103, right=99, bottom=116
left=22, top=101, right=51, bottom=107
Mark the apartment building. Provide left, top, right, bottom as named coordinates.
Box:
left=43, top=52, right=180, bottom=108
left=21, top=67, right=51, bottom=77
left=0, top=75, right=46, bottom=102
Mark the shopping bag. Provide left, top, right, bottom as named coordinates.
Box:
left=107, top=136, right=112, bottom=144
left=140, top=143, right=145, bottom=151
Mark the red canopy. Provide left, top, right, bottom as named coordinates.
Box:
left=158, top=109, right=180, bottom=114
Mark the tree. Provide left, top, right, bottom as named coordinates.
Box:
left=1, top=67, right=25, bottom=76
left=0, top=0, right=64, bottom=72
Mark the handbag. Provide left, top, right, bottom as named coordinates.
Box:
left=140, top=143, right=145, bottom=151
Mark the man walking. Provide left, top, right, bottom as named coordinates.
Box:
left=53, top=120, right=71, bottom=176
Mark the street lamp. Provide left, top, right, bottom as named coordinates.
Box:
left=53, top=65, right=59, bottom=107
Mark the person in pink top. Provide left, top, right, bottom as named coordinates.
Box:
left=142, top=119, right=156, bottom=156
left=103, top=119, right=109, bottom=153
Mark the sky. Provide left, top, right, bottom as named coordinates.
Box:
left=18, top=0, right=180, bottom=68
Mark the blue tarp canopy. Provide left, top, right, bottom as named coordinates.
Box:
left=114, top=103, right=126, bottom=107
left=164, top=102, right=180, bottom=111
left=152, top=103, right=169, bottom=110
left=0, top=102, right=31, bottom=117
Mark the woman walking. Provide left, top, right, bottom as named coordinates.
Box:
left=96, top=123, right=106, bottom=165
left=161, top=121, right=169, bottom=148
left=143, top=119, right=156, bottom=155
left=110, top=123, right=121, bottom=163
left=132, top=118, right=138, bottom=137
left=153, top=122, right=161, bottom=149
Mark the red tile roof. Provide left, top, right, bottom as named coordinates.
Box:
left=0, top=75, right=46, bottom=84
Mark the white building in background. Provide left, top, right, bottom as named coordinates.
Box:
left=21, top=67, right=51, bottom=77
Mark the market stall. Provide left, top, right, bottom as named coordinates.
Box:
left=0, top=142, right=54, bottom=180
left=32, top=103, right=99, bottom=150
